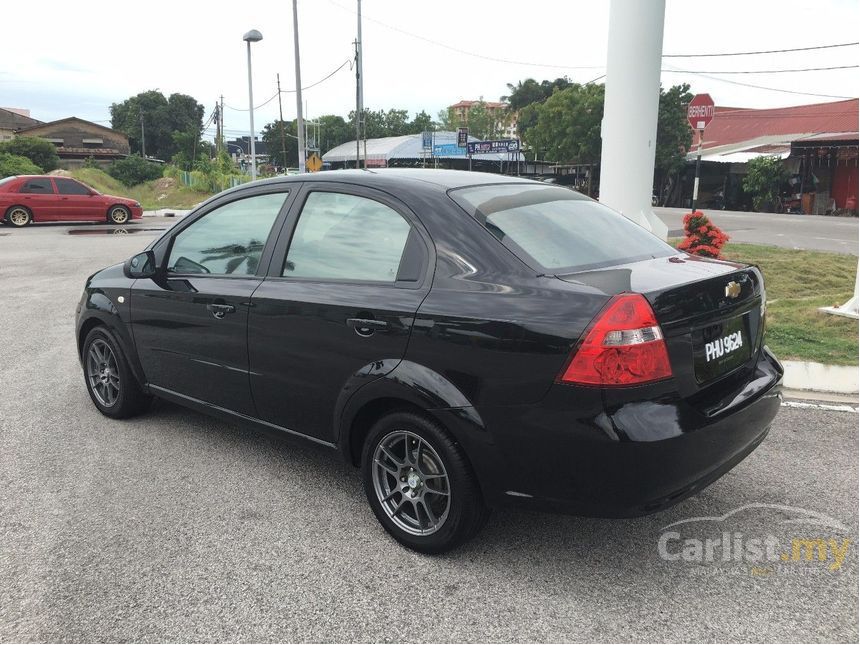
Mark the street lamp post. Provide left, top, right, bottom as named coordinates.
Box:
left=243, top=29, right=263, bottom=181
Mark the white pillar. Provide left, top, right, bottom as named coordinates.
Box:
left=599, top=0, right=668, bottom=239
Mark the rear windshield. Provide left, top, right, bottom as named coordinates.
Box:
left=450, top=184, right=675, bottom=273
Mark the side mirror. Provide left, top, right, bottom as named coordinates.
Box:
left=124, top=250, right=157, bottom=279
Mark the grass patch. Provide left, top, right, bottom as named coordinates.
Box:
left=720, top=243, right=857, bottom=365
left=70, top=168, right=212, bottom=210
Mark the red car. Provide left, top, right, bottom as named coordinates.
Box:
left=0, top=175, right=143, bottom=226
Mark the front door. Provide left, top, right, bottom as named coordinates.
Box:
left=248, top=184, right=432, bottom=442
left=130, top=189, right=292, bottom=415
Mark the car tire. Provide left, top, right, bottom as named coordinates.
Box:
left=108, top=205, right=130, bottom=225
left=6, top=206, right=32, bottom=227
left=362, top=411, right=490, bottom=554
left=82, top=326, right=151, bottom=419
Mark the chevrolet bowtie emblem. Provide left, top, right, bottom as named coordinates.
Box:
left=725, top=281, right=742, bottom=299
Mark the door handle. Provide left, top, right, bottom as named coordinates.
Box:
left=207, top=303, right=236, bottom=319
left=347, top=318, right=388, bottom=337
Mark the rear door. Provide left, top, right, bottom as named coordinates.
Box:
left=53, top=177, right=97, bottom=221
left=130, top=188, right=293, bottom=415
left=17, top=177, right=58, bottom=220
left=248, top=183, right=432, bottom=443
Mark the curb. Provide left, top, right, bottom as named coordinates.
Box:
left=782, top=360, right=859, bottom=395
left=143, top=209, right=191, bottom=218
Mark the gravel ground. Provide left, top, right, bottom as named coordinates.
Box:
left=0, top=221, right=857, bottom=643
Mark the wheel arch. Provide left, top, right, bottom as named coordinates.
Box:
left=4, top=204, right=33, bottom=223
left=77, top=308, right=148, bottom=391
left=106, top=203, right=131, bottom=221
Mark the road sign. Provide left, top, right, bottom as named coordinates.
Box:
left=457, top=127, right=469, bottom=148
left=422, top=131, right=432, bottom=150
left=687, top=94, right=715, bottom=130
left=467, top=139, right=520, bottom=155
left=306, top=153, right=323, bottom=172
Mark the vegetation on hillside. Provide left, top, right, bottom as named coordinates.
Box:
left=0, top=152, right=42, bottom=177
left=69, top=168, right=210, bottom=210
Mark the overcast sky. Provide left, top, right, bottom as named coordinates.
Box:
left=2, top=0, right=858, bottom=141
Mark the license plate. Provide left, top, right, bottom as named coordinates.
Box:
left=694, top=315, right=751, bottom=382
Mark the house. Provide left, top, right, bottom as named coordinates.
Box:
left=683, top=99, right=858, bottom=213
left=0, top=107, right=42, bottom=142
left=14, top=117, right=130, bottom=168
left=448, top=100, right=518, bottom=140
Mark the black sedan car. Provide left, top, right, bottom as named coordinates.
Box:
left=76, top=169, right=782, bottom=553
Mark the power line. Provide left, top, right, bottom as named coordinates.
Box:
left=662, top=65, right=857, bottom=100
left=667, top=64, right=858, bottom=74
left=664, top=41, right=859, bottom=58
left=223, top=59, right=353, bottom=112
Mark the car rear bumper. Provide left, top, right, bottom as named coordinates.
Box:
left=472, top=347, right=783, bottom=516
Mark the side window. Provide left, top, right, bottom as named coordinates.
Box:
left=283, top=192, right=412, bottom=282
left=20, top=179, right=54, bottom=194
left=55, top=178, right=91, bottom=195
left=167, top=192, right=287, bottom=276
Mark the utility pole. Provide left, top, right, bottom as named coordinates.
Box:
left=292, top=0, right=306, bottom=173
left=277, top=74, right=288, bottom=172
left=139, top=110, right=146, bottom=158
left=214, top=102, right=221, bottom=154
left=219, top=95, right=224, bottom=154
left=354, top=38, right=361, bottom=169
left=357, top=0, right=366, bottom=168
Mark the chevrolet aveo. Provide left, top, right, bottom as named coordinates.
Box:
left=75, top=169, right=782, bottom=553
left=0, top=175, right=142, bottom=226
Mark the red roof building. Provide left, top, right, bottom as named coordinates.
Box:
left=686, top=99, right=858, bottom=214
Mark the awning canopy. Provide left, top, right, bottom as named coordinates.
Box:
left=323, top=131, right=524, bottom=164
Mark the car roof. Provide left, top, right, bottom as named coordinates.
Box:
left=241, top=168, right=540, bottom=193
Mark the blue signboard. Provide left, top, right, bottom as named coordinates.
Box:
left=467, top=139, right=520, bottom=154
left=432, top=143, right=466, bottom=157
left=422, top=131, right=432, bottom=149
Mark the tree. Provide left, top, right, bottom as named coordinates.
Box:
left=654, top=84, right=694, bottom=204
left=261, top=119, right=299, bottom=168
left=0, top=137, right=59, bottom=171
left=315, top=114, right=352, bottom=154
left=107, top=154, right=163, bottom=186
left=502, top=77, right=572, bottom=111
left=524, top=83, right=605, bottom=163
left=408, top=111, right=434, bottom=134
left=110, top=90, right=204, bottom=161
left=0, top=152, right=42, bottom=178
left=743, top=156, right=789, bottom=211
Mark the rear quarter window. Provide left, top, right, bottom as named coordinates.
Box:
left=449, top=183, right=675, bottom=273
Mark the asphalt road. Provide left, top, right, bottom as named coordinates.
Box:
left=656, top=207, right=858, bottom=255
left=1, top=222, right=857, bottom=642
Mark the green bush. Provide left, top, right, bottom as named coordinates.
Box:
left=0, top=137, right=59, bottom=172
left=107, top=154, right=164, bottom=186
left=742, top=156, right=789, bottom=212
left=0, top=152, right=42, bottom=178
left=83, top=156, right=100, bottom=169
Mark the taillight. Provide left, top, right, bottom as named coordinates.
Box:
left=557, top=293, right=672, bottom=387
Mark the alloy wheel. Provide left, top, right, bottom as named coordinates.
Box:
left=110, top=207, right=129, bottom=224
left=86, top=338, right=120, bottom=407
left=8, top=208, right=29, bottom=226
left=372, top=430, right=451, bottom=536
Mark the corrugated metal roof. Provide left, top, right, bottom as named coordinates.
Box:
left=698, top=99, right=858, bottom=151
